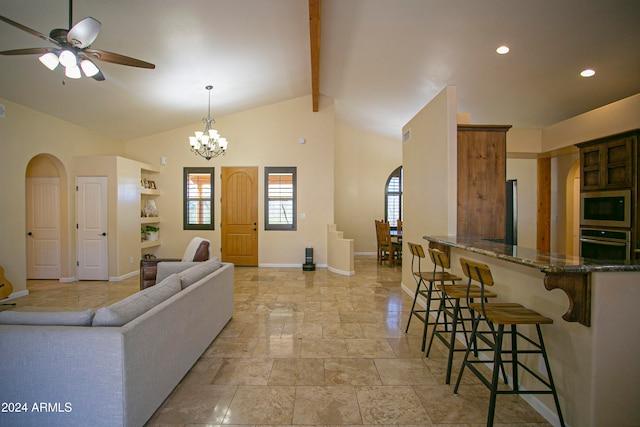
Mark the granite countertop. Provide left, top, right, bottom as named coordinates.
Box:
left=424, top=235, right=640, bottom=273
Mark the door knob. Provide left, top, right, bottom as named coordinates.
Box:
left=101, top=232, right=107, bottom=236
left=27, top=232, right=32, bottom=236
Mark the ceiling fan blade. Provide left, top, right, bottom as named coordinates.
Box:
left=67, top=17, right=101, bottom=48
left=0, top=47, right=51, bottom=56
left=84, top=48, right=155, bottom=69
left=0, top=14, right=58, bottom=45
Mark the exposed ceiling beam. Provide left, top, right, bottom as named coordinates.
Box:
left=309, top=0, right=321, bottom=112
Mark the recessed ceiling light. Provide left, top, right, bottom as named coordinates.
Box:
left=496, top=45, right=510, bottom=55
left=580, top=69, right=596, bottom=77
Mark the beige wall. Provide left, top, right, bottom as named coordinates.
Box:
left=334, top=121, right=402, bottom=253
left=125, top=95, right=336, bottom=266
left=401, top=86, right=458, bottom=291
left=2, top=91, right=638, bottom=294
left=542, top=93, right=640, bottom=152
left=0, top=98, right=124, bottom=294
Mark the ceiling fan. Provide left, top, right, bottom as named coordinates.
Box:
left=0, top=0, right=155, bottom=81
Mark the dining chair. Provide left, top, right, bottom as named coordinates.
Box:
left=375, top=220, right=401, bottom=266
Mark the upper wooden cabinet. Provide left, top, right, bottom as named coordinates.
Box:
left=578, top=131, right=637, bottom=191
left=457, top=124, right=511, bottom=240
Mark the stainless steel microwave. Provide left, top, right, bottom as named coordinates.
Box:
left=580, top=190, right=631, bottom=228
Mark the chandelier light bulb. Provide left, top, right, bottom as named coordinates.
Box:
left=64, top=65, right=82, bottom=79
left=39, top=52, right=60, bottom=70
left=80, top=59, right=100, bottom=77
left=58, top=50, right=77, bottom=68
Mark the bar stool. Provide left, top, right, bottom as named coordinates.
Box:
left=453, top=258, right=565, bottom=427
left=425, top=248, right=501, bottom=384
left=405, top=243, right=461, bottom=352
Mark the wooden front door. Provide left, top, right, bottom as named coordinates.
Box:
left=221, top=167, right=258, bottom=266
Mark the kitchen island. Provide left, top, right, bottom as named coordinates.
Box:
left=422, top=236, right=640, bottom=427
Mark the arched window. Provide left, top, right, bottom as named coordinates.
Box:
left=385, top=166, right=403, bottom=228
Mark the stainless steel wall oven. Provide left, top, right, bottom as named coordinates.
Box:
left=579, top=228, right=631, bottom=261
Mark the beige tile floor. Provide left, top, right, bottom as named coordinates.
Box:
left=9, top=256, right=551, bottom=426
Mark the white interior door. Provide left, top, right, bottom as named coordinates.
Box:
left=77, top=176, right=108, bottom=280
left=26, top=177, right=61, bottom=279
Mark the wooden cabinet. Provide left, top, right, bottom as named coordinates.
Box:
left=578, top=133, right=635, bottom=191
left=577, top=129, right=639, bottom=261
left=457, top=124, right=511, bottom=240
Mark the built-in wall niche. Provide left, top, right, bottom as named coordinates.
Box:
left=140, top=167, right=161, bottom=251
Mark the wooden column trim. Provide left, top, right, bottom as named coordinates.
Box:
left=537, top=157, right=551, bottom=251
left=544, top=272, right=591, bottom=326
left=309, top=0, right=321, bottom=112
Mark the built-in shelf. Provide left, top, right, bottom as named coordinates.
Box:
left=141, top=239, right=161, bottom=249
left=141, top=216, right=162, bottom=224
left=140, top=188, right=161, bottom=196
left=140, top=164, right=161, bottom=254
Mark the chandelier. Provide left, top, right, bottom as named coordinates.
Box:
left=188, top=85, right=228, bottom=160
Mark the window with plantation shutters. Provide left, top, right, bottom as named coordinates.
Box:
left=385, top=166, right=403, bottom=228
left=183, top=167, right=214, bottom=230
left=265, top=167, right=296, bottom=230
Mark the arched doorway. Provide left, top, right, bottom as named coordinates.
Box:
left=565, top=159, right=580, bottom=256
left=25, top=154, right=69, bottom=280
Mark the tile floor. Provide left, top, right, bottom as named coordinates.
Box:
left=11, top=256, right=550, bottom=426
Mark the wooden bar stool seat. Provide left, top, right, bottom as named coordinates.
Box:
left=405, top=243, right=461, bottom=352
left=425, top=248, right=500, bottom=384
left=454, top=258, right=565, bottom=427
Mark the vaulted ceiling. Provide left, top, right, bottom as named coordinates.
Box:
left=1, top=0, right=638, bottom=141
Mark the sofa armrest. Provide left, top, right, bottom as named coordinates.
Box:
left=140, top=258, right=181, bottom=290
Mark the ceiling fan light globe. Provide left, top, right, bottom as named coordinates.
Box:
left=64, top=65, right=82, bottom=79
left=80, top=59, right=100, bottom=77
left=189, top=136, right=197, bottom=147
left=38, top=52, right=59, bottom=70
left=58, top=50, right=77, bottom=68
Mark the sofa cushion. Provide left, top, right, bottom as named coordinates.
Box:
left=144, top=274, right=182, bottom=305
left=156, top=261, right=199, bottom=284
left=0, top=309, right=95, bottom=326
left=93, top=274, right=181, bottom=326
left=179, top=257, right=222, bottom=289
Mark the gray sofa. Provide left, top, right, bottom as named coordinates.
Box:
left=0, top=259, right=234, bottom=427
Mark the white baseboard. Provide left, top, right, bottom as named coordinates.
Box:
left=109, top=270, right=139, bottom=282
left=258, top=263, right=328, bottom=269
left=2, top=289, right=29, bottom=301
left=327, top=266, right=355, bottom=276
